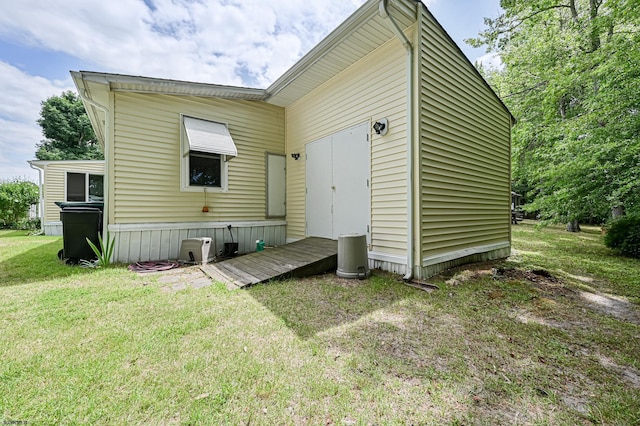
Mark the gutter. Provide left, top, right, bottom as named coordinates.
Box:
left=379, top=0, right=416, bottom=281
left=28, top=161, right=44, bottom=234
left=75, top=80, right=110, bottom=240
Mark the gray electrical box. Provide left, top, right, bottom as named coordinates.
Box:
left=179, top=237, right=214, bottom=265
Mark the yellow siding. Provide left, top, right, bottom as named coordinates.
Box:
left=285, top=36, right=409, bottom=255
left=419, top=9, right=511, bottom=258
left=112, top=93, right=284, bottom=223
left=41, top=161, right=105, bottom=223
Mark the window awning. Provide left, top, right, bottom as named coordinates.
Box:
left=183, top=116, right=237, bottom=158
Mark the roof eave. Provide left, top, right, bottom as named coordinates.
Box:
left=72, top=71, right=268, bottom=100
left=265, top=0, right=381, bottom=102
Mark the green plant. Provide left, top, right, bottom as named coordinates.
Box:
left=0, top=179, right=39, bottom=229
left=85, top=231, right=115, bottom=267
left=604, top=215, right=640, bottom=258
left=16, top=217, right=41, bottom=231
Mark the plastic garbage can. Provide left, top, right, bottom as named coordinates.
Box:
left=59, top=206, right=102, bottom=264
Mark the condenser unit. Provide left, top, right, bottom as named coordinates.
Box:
left=179, top=237, right=214, bottom=265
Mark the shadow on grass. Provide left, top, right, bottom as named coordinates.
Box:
left=0, top=239, right=97, bottom=287
left=247, top=272, right=414, bottom=340
left=0, top=230, right=34, bottom=238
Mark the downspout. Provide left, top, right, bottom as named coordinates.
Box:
left=379, top=0, right=416, bottom=280
left=29, top=162, right=44, bottom=234
left=76, top=87, right=110, bottom=240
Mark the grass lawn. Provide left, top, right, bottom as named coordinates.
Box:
left=1, top=222, right=639, bottom=425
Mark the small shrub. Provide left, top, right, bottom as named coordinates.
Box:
left=16, top=217, right=41, bottom=231
left=604, top=215, right=640, bottom=258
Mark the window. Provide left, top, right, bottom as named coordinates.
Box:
left=181, top=115, right=237, bottom=192
left=189, top=152, right=222, bottom=187
left=66, top=172, right=104, bottom=202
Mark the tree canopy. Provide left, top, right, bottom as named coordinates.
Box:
left=35, top=91, right=103, bottom=161
left=470, top=0, right=640, bottom=225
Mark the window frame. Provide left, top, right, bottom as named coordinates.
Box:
left=180, top=114, right=230, bottom=193
left=65, top=172, right=104, bottom=202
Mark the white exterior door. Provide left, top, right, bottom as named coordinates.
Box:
left=305, top=136, right=333, bottom=238
left=305, top=122, right=370, bottom=241
left=266, top=153, right=286, bottom=217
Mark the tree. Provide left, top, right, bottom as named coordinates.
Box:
left=0, top=179, right=39, bottom=229
left=35, top=91, right=103, bottom=161
left=469, top=0, right=640, bottom=228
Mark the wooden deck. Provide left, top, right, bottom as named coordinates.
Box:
left=200, top=237, right=338, bottom=289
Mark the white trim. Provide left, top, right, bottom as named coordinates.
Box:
left=28, top=160, right=105, bottom=168
left=71, top=71, right=267, bottom=100
left=422, top=242, right=511, bottom=267
left=369, top=251, right=407, bottom=264
left=108, top=220, right=287, bottom=232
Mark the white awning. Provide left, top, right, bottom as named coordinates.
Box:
left=183, top=116, right=237, bottom=158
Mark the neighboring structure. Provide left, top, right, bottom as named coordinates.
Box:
left=28, top=160, right=105, bottom=236
left=71, top=0, right=514, bottom=278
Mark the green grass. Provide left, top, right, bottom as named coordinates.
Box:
left=1, top=224, right=639, bottom=424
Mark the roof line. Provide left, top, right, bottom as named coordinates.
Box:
left=265, top=0, right=381, bottom=100
left=71, top=71, right=268, bottom=100
left=417, top=3, right=516, bottom=123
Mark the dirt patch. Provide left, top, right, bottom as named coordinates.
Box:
left=498, top=268, right=640, bottom=325
left=597, top=354, right=640, bottom=389
left=497, top=268, right=577, bottom=298
left=136, top=265, right=214, bottom=292
left=578, top=291, right=640, bottom=325
left=443, top=263, right=640, bottom=329
left=445, top=268, right=494, bottom=286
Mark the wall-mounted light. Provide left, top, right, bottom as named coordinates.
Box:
left=373, top=118, right=389, bottom=136
left=291, top=153, right=300, bottom=160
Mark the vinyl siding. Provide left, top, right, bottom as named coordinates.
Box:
left=419, top=8, right=511, bottom=259
left=41, top=161, right=105, bottom=224
left=112, top=93, right=284, bottom=223
left=286, top=35, right=410, bottom=256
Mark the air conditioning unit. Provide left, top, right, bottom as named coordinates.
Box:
left=179, top=237, right=214, bottom=265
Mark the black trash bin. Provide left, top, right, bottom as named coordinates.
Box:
left=59, top=206, right=102, bottom=264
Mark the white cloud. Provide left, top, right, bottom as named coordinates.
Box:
left=0, top=0, right=375, bottom=180
left=474, top=52, right=504, bottom=71
left=0, top=62, right=75, bottom=181
left=0, top=0, right=369, bottom=86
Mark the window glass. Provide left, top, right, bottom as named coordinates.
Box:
left=89, top=174, right=104, bottom=201
left=67, top=173, right=86, bottom=201
left=189, top=152, right=221, bottom=187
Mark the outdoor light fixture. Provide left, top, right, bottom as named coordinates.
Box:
left=373, top=118, right=389, bottom=135
left=291, top=153, right=300, bottom=160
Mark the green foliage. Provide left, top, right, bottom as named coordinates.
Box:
left=35, top=91, right=103, bottom=161
left=604, top=215, right=640, bottom=258
left=0, top=179, right=39, bottom=229
left=85, top=231, right=115, bottom=267
left=16, top=217, right=41, bottom=231
left=473, top=0, right=640, bottom=224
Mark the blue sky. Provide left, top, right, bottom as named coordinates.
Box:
left=0, top=0, right=502, bottom=182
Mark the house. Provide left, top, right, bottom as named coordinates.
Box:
left=28, top=160, right=105, bottom=236
left=71, top=0, right=514, bottom=279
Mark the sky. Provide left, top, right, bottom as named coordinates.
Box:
left=0, top=0, right=502, bottom=182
